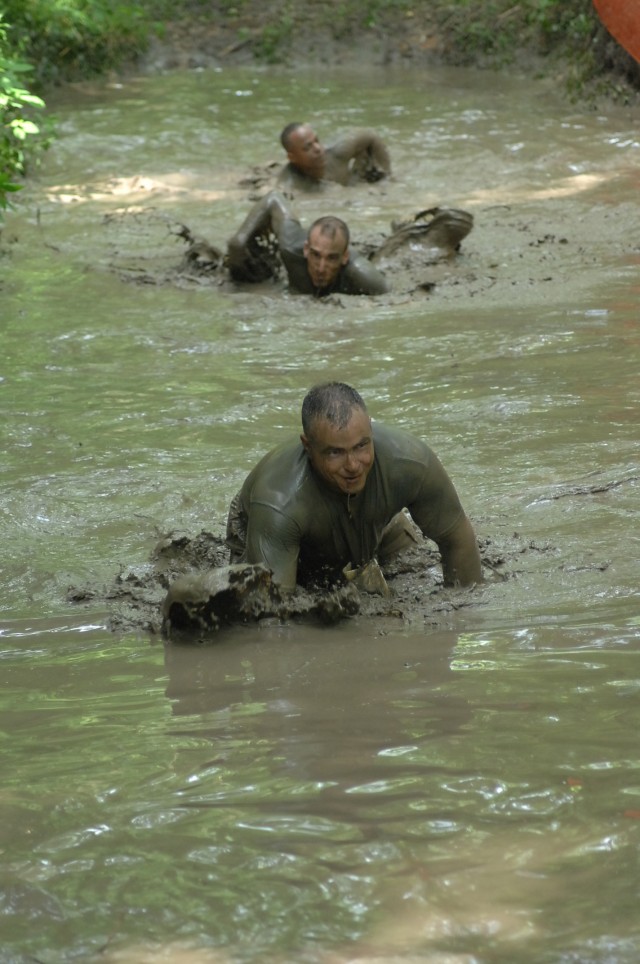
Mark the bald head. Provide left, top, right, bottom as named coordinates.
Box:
left=280, top=122, right=326, bottom=180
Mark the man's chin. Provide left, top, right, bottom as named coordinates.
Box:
left=340, top=478, right=364, bottom=494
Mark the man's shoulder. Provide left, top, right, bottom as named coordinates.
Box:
left=373, top=422, right=431, bottom=462
left=252, top=437, right=303, bottom=476
left=245, top=440, right=312, bottom=510
left=340, top=254, right=389, bottom=296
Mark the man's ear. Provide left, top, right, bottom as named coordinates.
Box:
left=341, top=245, right=350, bottom=266
left=300, top=433, right=311, bottom=453
left=303, top=240, right=310, bottom=260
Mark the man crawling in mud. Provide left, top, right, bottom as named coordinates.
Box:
left=224, top=190, right=474, bottom=296
left=277, top=121, right=391, bottom=190
left=226, top=382, right=483, bottom=593
left=226, top=190, right=389, bottom=295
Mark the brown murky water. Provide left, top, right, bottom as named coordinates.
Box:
left=1, top=63, right=639, bottom=963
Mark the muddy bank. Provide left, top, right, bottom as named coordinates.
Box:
left=140, top=6, right=446, bottom=74
left=138, top=1, right=640, bottom=101
left=137, top=1, right=640, bottom=106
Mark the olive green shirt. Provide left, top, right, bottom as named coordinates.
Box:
left=226, top=423, right=464, bottom=591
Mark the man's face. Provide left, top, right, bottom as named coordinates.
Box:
left=301, top=408, right=374, bottom=496
left=286, top=124, right=326, bottom=180
left=303, top=226, right=349, bottom=289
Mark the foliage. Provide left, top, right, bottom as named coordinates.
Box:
left=0, top=16, right=48, bottom=213
left=1, top=0, right=151, bottom=87
left=0, top=0, right=156, bottom=209
left=254, top=14, right=294, bottom=64
left=413, top=0, right=599, bottom=64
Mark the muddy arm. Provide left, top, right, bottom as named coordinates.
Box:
left=343, top=252, right=390, bottom=295
left=243, top=502, right=300, bottom=593
left=330, top=129, right=391, bottom=180
left=226, top=191, right=295, bottom=274
left=436, top=513, right=483, bottom=587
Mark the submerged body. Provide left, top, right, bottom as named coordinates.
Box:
left=278, top=123, right=391, bottom=190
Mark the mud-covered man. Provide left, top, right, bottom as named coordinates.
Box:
left=278, top=121, right=391, bottom=191
left=226, top=190, right=389, bottom=296
left=226, top=382, right=483, bottom=593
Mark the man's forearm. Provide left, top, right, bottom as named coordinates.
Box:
left=227, top=195, right=271, bottom=256
left=439, top=514, right=482, bottom=587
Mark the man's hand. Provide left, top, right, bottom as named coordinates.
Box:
left=226, top=229, right=280, bottom=283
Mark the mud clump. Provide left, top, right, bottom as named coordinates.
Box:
left=67, top=528, right=368, bottom=641
left=161, top=562, right=361, bottom=642
left=162, top=563, right=282, bottom=635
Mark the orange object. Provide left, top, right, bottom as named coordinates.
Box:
left=593, top=0, right=640, bottom=63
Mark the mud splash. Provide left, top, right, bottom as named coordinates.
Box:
left=98, top=201, right=473, bottom=299
left=67, top=526, right=551, bottom=641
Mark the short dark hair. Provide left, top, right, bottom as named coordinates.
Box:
left=280, top=121, right=303, bottom=150
left=301, top=382, right=367, bottom=437
left=307, top=216, right=350, bottom=250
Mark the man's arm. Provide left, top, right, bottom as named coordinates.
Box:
left=328, top=129, right=391, bottom=183
left=244, top=501, right=301, bottom=593
left=399, top=446, right=482, bottom=586
left=226, top=191, right=297, bottom=282
left=436, top=513, right=483, bottom=587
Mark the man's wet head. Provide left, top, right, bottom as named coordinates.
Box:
left=303, top=217, right=350, bottom=290
left=301, top=383, right=374, bottom=496
left=281, top=122, right=326, bottom=180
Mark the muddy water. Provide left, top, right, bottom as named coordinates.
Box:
left=1, top=63, right=639, bottom=962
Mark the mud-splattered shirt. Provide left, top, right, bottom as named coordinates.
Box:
left=226, top=422, right=464, bottom=591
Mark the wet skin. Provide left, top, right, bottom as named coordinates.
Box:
left=286, top=124, right=326, bottom=180
left=301, top=408, right=374, bottom=496
left=303, top=225, right=350, bottom=289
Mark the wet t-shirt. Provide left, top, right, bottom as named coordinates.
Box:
left=277, top=218, right=389, bottom=297
left=226, top=423, right=465, bottom=591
